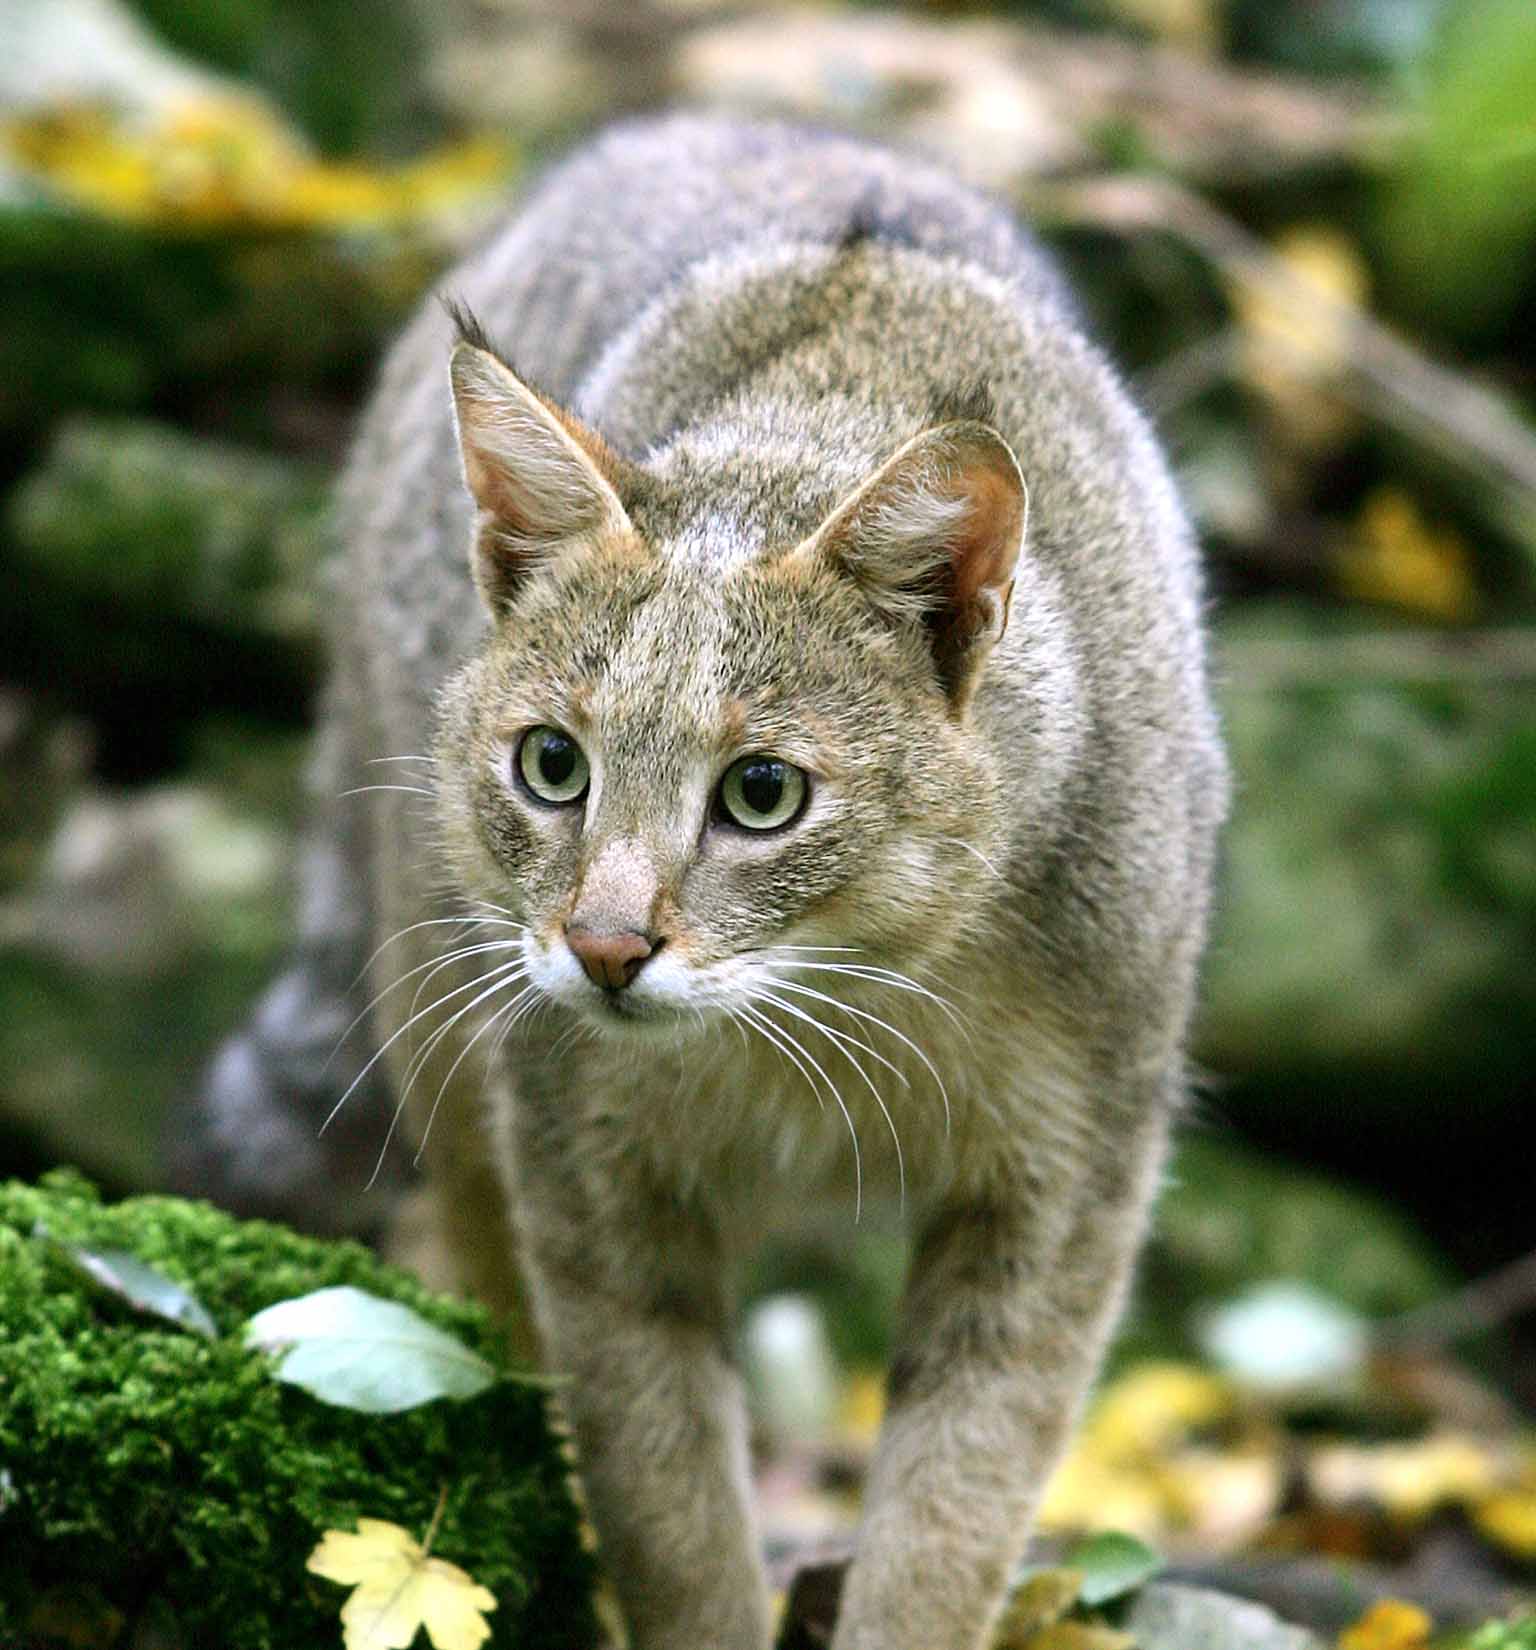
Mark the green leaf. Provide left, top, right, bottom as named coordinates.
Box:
left=37, top=1223, right=217, bottom=1337
left=1467, top=1617, right=1536, bottom=1650
left=244, top=1285, right=498, bottom=1413
left=1064, top=1531, right=1165, bottom=1608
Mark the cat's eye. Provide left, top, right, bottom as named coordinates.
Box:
left=717, top=756, right=807, bottom=832
left=516, top=726, right=590, bottom=805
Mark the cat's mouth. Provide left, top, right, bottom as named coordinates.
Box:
left=579, top=983, right=696, bottom=1037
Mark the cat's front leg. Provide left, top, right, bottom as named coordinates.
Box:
left=831, top=1114, right=1169, bottom=1650
left=510, top=1134, right=772, bottom=1650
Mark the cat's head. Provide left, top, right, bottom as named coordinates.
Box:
left=432, top=331, right=1039, bottom=1037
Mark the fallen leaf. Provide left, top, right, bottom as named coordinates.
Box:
left=1336, top=1598, right=1432, bottom=1650
left=308, top=1517, right=497, bottom=1650
left=1025, top=1623, right=1136, bottom=1650
left=1310, top=1433, right=1500, bottom=1524
left=1079, top=1363, right=1236, bottom=1461
left=994, top=1567, right=1085, bottom=1646
left=35, top=1224, right=217, bottom=1337
left=245, top=1286, right=497, bottom=1412
left=1162, top=1446, right=1283, bottom=1549
left=1476, top=1489, right=1536, bottom=1559
left=4, top=98, right=511, bottom=230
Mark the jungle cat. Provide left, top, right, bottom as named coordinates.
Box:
left=319, top=115, right=1227, bottom=1650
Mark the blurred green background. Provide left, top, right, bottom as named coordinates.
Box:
left=1, top=0, right=1533, bottom=1414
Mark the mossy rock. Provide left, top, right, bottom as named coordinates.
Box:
left=0, top=1171, right=599, bottom=1650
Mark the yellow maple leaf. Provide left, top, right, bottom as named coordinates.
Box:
left=308, top=1517, right=497, bottom=1650
left=1336, top=1598, right=1433, bottom=1650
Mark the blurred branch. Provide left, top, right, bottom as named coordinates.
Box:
left=1139, top=327, right=1242, bottom=416
left=1220, top=626, right=1536, bottom=687
left=1028, top=175, right=1536, bottom=519
left=1381, top=1247, right=1536, bottom=1351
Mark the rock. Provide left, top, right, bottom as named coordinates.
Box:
left=0, top=1172, right=600, bottom=1650
left=773, top=1567, right=1326, bottom=1650
left=0, top=742, right=302, bottom=1192
left=1125, top=1581, right=1325, bottom=1650
left=0, top=0, right=269, bottom=126
left=9, top=416, right=329, bottom=645
left=1202, top=600, right=1536, bottom=1091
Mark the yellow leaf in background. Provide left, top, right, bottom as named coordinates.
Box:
left=308, top=1518, right=496, bottom=1650
left=1476, top=1489, right=1536, bottom=1558
left=1231, top=224, right=1369, bottom=456
left=1080, top=1363, right=1235, bottom=1463
left=1038, top=1364, right=1243, bottom=1541
left=838, top=1369, right=886, bottom=1450
left=3, top=97, right=513, bottom=231
left=1233, top=225, right=1370, bottom=380
left=1335, top=488, right=1479, bottom=622
left=1104, top=0, right=1220, bottom=53
left=1161, top=1447, right=1283, bottom=1549
left=1311, top=1433, right=1503, bottom=1531
left=1035, top=1451, right=1168, bottom=1541
left=1335, top=1598, right=1432, bottom=1650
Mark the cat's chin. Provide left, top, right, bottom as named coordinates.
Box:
left=572, top=989, right=710, bottom=1042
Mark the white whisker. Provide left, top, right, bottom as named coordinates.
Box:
left=329, top=933, right=525, bottom=1072
left=751, top=987, right=905, bottom=1207
left=765, top=974, right=952, bottom=1136
left=348, top=913, right=524, bottom=996
left=740, top=1001, right=863, bottom=1222
left=411, top=984, right=536, bottom=1171
left=941, top=835, right=1007, bottom=883
left=320, top=954, right=527, bottom=1136
left=766, top=958, right=968, bottom=1031
left=396, top=958, right=530, bottom=1102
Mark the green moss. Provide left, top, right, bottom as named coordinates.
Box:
left=0, top=1171, right=598, bottom=1649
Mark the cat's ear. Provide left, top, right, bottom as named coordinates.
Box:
left=449, top=340, right=636, bottom=615
left=790, top=422, right=1027, bottom=711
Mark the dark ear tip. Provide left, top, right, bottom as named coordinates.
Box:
left=440, top=294, right=499, bottom=358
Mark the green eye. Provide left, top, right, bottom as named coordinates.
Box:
left=718, top=756, right=807, bottom=832
left=517, top=726, right=589, bottom=804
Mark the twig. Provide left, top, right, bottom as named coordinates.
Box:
left=1139, top=327, right=1242, bottom=417
left=421, top=1481, right=450, bottom=1558
left=1380, top=1247, right=1536, bottom=1351
left=1219, top=626, right=1536, bottom=687
left=1026, top=174, right=1536, bottom=520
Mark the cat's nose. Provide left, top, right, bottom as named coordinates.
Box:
left=564, top=924, right=658, bottom=991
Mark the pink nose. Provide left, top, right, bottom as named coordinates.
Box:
left=565, top=925, right=657, bottom=990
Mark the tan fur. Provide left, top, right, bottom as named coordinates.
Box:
left=326, top=115, right=1227, bottom=1650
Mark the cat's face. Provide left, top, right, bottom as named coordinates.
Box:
left=434, top=334, right=1029, bottom=1038
left=435, top=542, right=1004, bottom=1039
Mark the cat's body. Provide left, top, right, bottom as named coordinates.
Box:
left=313, top=115, right=1225, bottom=1650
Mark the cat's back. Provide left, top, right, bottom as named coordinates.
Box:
left=433, top=114, right=1075, bottom=402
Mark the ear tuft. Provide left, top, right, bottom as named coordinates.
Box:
left=790, top=421, right=1027, bottom=710
left=441, top=294, right=499, bottom=359
left=449, top=342, right=635, bottom=616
